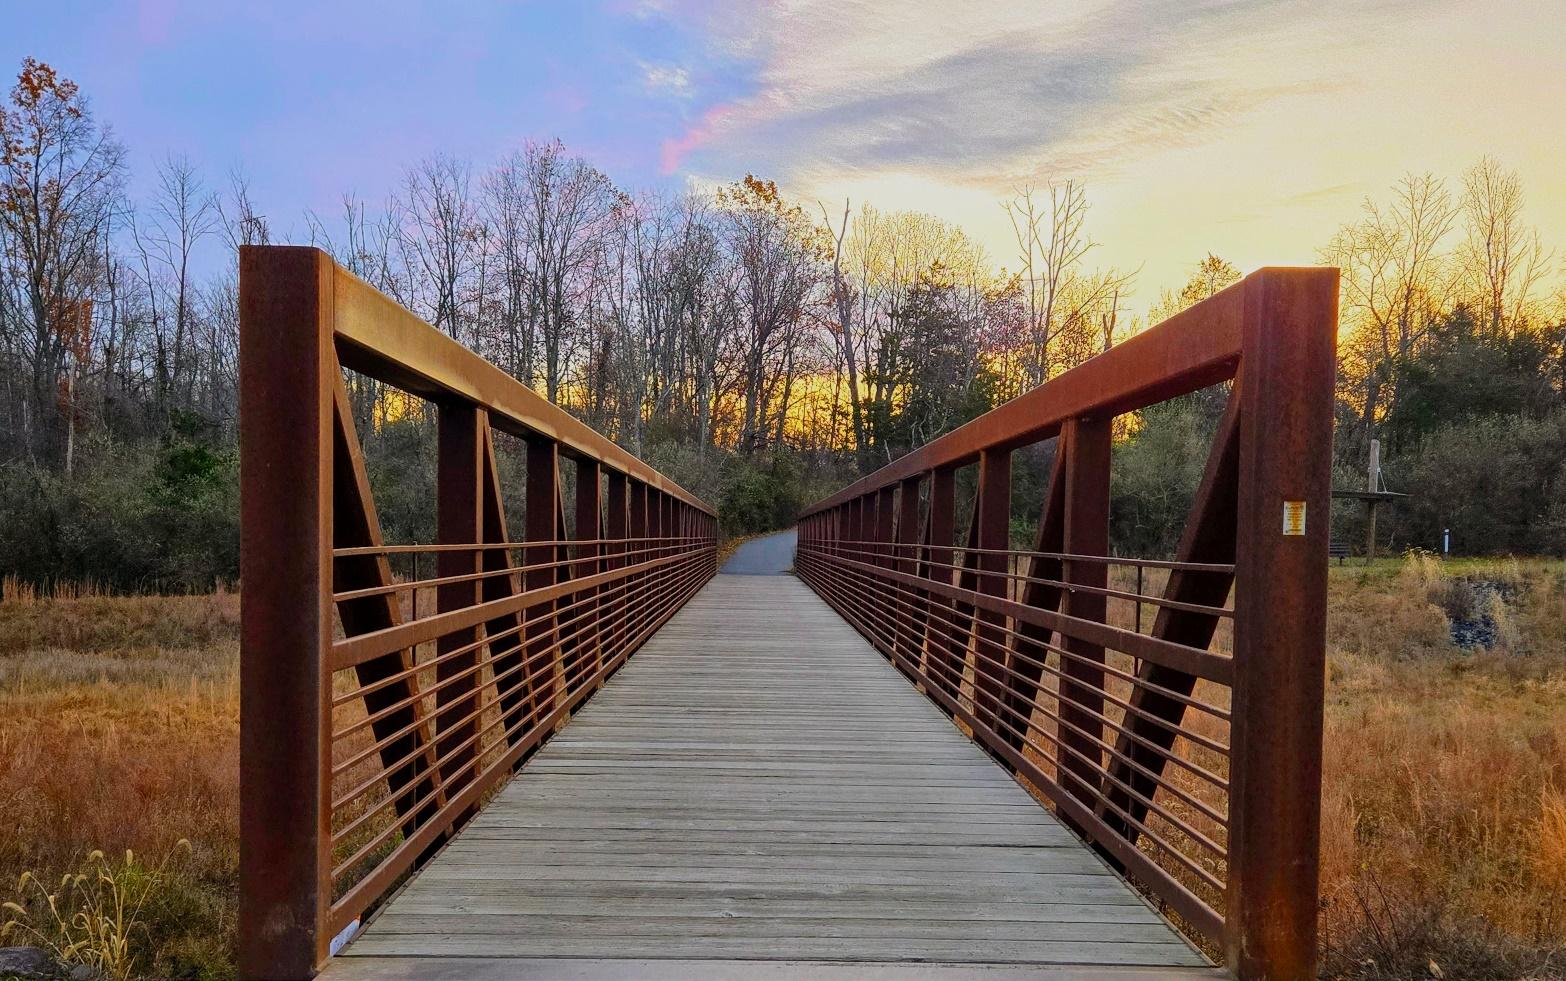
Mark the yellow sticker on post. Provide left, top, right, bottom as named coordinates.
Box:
left=1282, top=500, right=1307, bottom=536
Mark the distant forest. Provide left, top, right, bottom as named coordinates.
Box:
left=3, top=58, right=1564, bottom=590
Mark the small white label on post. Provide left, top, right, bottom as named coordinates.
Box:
left=1282, top=500, right=1306, bottom=536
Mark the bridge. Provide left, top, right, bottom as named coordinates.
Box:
left=238, top=247, right=1337, bottom=980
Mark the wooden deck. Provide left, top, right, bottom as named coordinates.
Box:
left=325, top=574, right=1219, bottom=980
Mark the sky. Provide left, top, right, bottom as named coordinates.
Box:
left=8, top=0, right=1566, bottom=314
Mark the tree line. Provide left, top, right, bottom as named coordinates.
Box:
left=2, top=58, right=1563, bottom=588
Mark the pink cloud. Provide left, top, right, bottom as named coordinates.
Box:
left=660, top=102, right=739, bottom=174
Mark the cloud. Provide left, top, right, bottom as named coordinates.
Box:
left=660, top=102, right=738, bottom=173
left=658, top=0, right=1451, bottom=192
left=641, top=62, right=693, bottom=98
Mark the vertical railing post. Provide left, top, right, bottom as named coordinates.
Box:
left=239, top=245, right=333, bottom=979
left=874, top=485, right=897, bottom=652
left=605, top=470, right=628, bottom=664
left=893, top=476, right=922, bottom=673
left=575, top=459, right=603, bottom=679
left=434, top=402, right=484, bottom=821
left=924, top=467, right=956, bottom=707
left=652, top=490, right=666, bottom=617
left=1226, top=268, right=1337, bottom=979
left=1058, top=416, right=1111, bottom=827
left=629, top=480, right=648, bottom=627
left=524, top=439, right=562, bottom=723
left=971, top=449, right=1011, bottom=734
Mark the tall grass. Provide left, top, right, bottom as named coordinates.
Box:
left=1318, top=556, right=1566, bottom=979
left=0, top=587, right=239, bottom=979
left=3, top=842, right=193, bottom=980
left=2, top=559, right=1563, bottom=978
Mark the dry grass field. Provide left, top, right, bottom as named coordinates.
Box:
left=1, top=557, right=1563, bottom=979
left=1316, top=557, right=1566, bottom=979
left=0, top=582, right=239, bottom=979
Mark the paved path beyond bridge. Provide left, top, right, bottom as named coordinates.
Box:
left=720, top=528, right=797, bottom=574
left=324, top=575, right=1214, bottom=980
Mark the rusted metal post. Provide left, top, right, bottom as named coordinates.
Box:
left=478, top=424, right=527, bottom=753
left=1226, top=269, right=1337, bottom=979
left=575, top=459, right=603, bottom=678
left=524, top=439, right=562, bottom=720
left=971, top=449, right=1012, bottom=733
left=604, top=471, right=628, bottom=662
left=629, top=480, right=648, bottom=622
left=874, top=485, right=897, bottom=651
left=650, top=488, right=666, bottom=623
left=435, top=403, right=484, bottom=815
left=1058, top=417, right=1111, bottom=823
left=893, top=476, right=922, bottom=672
left=924, top=467, right=957, bottom=705
left=239, top=245, right=333, bottom=979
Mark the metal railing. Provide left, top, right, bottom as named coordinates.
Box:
left=795, top=267, right=1338, bottom=980
left=238, top=246, right=717, bottom=979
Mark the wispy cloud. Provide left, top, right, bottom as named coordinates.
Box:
left=660, top=101, right=737, bottom=174
left=657, top=0, right=1448, bottom=190
left=633, top=0, right=1566, bottom=306
left=640, top=62, right=693, bottom=98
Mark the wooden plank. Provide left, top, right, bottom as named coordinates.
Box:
left=344, top=935, right=1206, bottom=965
left=368, top=915, right=1186, bottom=943
left=326, top=575, right=1207, bottom=976
left=325, top=957, right=1226, bottom=981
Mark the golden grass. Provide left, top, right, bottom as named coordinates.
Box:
left=0, top=590, right=239, bottom=979
left=2, top=557, right=1563, bottom=978
left=1316, top=558, right=1566, bottom=979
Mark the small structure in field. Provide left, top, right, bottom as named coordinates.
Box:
left=1331, top=438, right=1409, bottom=561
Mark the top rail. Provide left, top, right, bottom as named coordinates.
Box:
left=238, top=246, right=716, bottom=980
left=800, top=278, right=1248, bottom=516
left=330, top=259, right=709, bottom=513
left=795, top=267, right=1338, bottom=981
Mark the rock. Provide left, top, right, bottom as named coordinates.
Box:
left=0, top=947, right=59, bottom=979
left=66, top=964, right=92, bottom=981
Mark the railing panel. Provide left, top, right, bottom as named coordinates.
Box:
left=239, top=246, right=717, bottom=979
left=795, top=267, right=1337, bottom=981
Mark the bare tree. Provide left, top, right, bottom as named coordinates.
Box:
left=718, top=176, right=825, bottom=452
left=519, top=140, right=614, bottom=403
left=819, top=198, right=869, bottom=468
left=131, top=155, right=217, bottom=420
left=1322, top=173, right=1458, bottom=443
left=1459, top=156, right=1553, bottom=335
left=0, top=59, right=124, bottom=463
left=399, top=154, right=481, bottom=343
left=1004, top=180, right=1123, bottom=385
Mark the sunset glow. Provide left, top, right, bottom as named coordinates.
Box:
left=10, top=1, right=1563, bottom=313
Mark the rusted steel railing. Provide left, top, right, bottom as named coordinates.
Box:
left=238, top=246, right=717, bottom=979
left=795, top=268, right=1338, bottom=980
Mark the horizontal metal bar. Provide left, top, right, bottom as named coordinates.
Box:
left=326, top=558, right=711, bottom=935
left=329, top=259, right=713, bottom=515
left=797, top=560, right=1226, bottom=944
left=329, top=547, right=711, bottom=671
left=800, top=274, right=1249, bottom=516
left=809, top=550, right=1233, bottom=684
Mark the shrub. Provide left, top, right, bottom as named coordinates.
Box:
left=719, top=449, right=808, bottom=535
